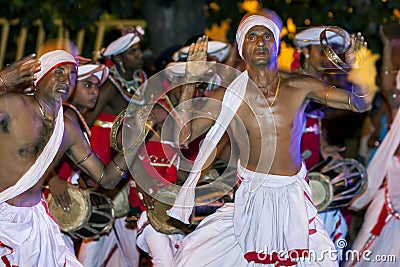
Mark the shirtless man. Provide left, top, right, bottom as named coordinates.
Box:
left=0, top=50, right=82, bottom=266
left=167, top=10, right=371, bottom=266
left=0, top=50, right=139, bottom=266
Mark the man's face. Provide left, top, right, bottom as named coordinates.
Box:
left=308, top=45, right=336, bottom=71
left=39, top=64, right=77, bottom=101
left=120, top=43, right=144, bottom=71
left=242, top=25, right=278, bottom=66
left=70, top=75, right=100, bottom=110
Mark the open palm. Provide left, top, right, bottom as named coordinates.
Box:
left=186, top=35, right=209, bottom=78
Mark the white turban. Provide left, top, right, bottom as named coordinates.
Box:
left=34, top=50, right=77, bottom=87
left=236, top=15, right=281, bottom=59
left=172, top=41, right=232, bottom=62
left=78, top=63, right=109, bottom=85
left=102, top=33, right=141, bottom=57
left=294, top=26, right=349, bottom=49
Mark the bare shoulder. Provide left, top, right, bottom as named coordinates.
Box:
left=64, top=106, right=79, bottom=124
left=280, top=71, right=325, bottom=95
left=64, top=115, right=83, bottom=138
left=0, top=93, right=31, bottom=115
left=210, top=86, right=226, bottom=101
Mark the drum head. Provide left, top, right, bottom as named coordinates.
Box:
left=147, top=187, right=192, bottom=235
left=47, top=186, right=89, bottom=232
left=112, top=185, right=130, bottom=218
left=308, top=172, right=333, bottom=212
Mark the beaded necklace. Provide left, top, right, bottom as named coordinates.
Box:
left=109, top=65, right=147, bottom=103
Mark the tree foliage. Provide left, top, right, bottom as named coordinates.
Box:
left=1, top=0, right=399, bottom=54
left=205, top=0, right=400, bottom=54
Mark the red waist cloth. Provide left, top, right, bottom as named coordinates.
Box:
left=301, top=115, right=321, bottom=169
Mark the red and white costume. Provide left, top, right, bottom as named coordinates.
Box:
left=174, top=162, right=336, bottom=266
left=0, top=50, right=82, bottom=267
left=135, top=140, right=184, bottom=267
left=168, top=59, right=337, bottom=267
left=347, top=108, right=400, bottom=266
left=167, top=16, right=338, bottom=266
left=77, top=112, right=139, bottom=267
left=0, top=111, right=81, bottom=266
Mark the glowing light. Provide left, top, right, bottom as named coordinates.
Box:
left=278, top=41, right=296, bottom=72
left=205, top=19, right=230, bottom=42
left=209, top=2, right=220, bottom=11
left=347, top=47, right=380, bottom=99
left=304, top=19, right=311, bottom=25
left=286, top=18, right=296, bottom=34
left=241, top=0, right=260, bottom=13
left=394, top=8, right=400, bottom=19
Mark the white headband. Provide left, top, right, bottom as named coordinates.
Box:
left=102, top=33, right=141, bottom=57
left=236, top=15, right=281, bottom=59
left=78, top=64, right=109, bottom=85
left=34, top=50, right=77, bottom=87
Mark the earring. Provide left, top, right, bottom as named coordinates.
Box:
left=119, top=61, right=126, bottom=73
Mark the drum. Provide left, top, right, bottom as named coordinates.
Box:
left=98, top=181, right=130, bottom=218
left=47, top=185, right=114, bottom=239
left=308, top=158, right=367, bottom=212
left=147, top=186, right=193, bottom=235
left=147, top=164, right=236, bottom=235
left=111, top=184, right=130, bottom=218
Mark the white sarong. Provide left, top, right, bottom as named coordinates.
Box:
left=174, top=163, right=338, bottom=266
left=136, top=211, right=184, bottom=267
left=78, top=217, right=139, bottom=267
left=0, top=200, right=82, bottom=267
left=346, top=156, right=400, bottom=267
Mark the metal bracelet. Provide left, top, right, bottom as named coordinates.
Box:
left=76, top=150, right=93, bottom=165
left=112, top=158, right=128, bottom=177
left=97, top=167, right=106, bottom=185
left=324, top=86, right=335, bottom=106
left=348, top=94, right=358, bottom=112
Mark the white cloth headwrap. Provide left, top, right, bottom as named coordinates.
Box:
left=350, top=109, right=400, bottom=210
left=102, top=33, right=141, bottom=57
left=0, top=107, right=64, bottom=203
left=34, top=50, right=77, bottom=87
left=294, top=26, right=349, bottom=48
left=172, top=41, right=232, bottom=62
left=167, top=71, right=249, bottom=223
left=78, top=64, right=109, bottom=85
left=236, top=15, right=281, bottom=59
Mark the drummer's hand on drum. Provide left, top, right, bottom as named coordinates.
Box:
left=48, top=176, right=72, bottom=211
left=136, top=185, right=155, bottom=210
